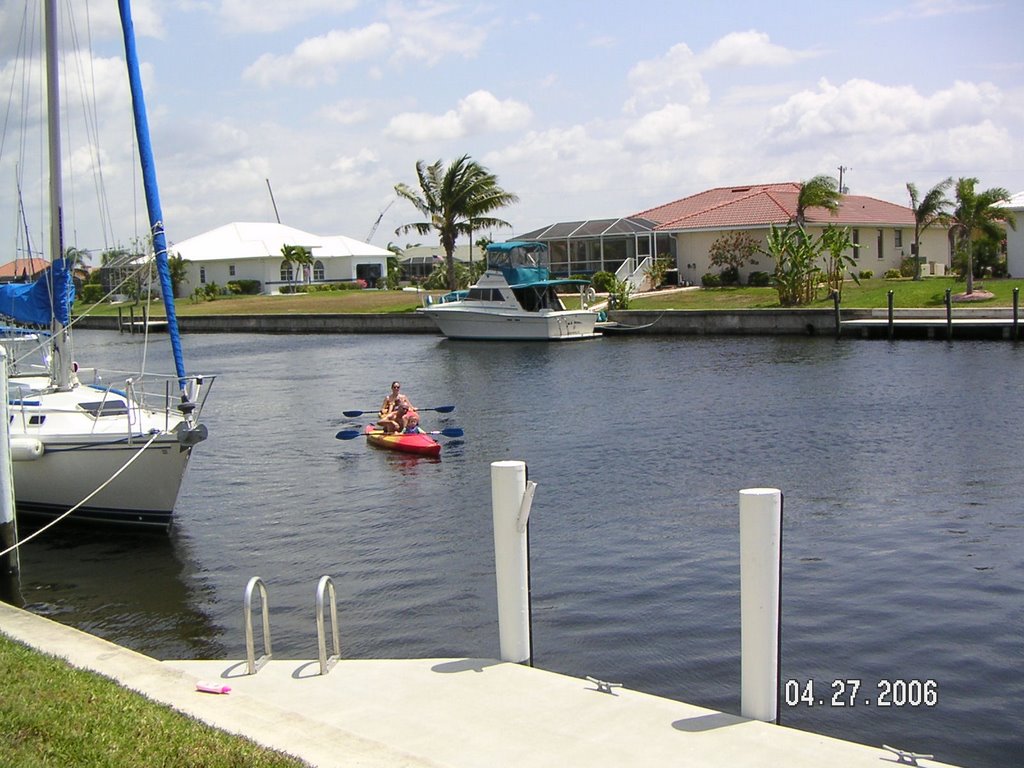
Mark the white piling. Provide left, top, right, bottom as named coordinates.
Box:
left=0, top=348, right=20, bottom=582
left=739, top=487, right=782, bottom=723
left=491, top=460, right=534, bottom=664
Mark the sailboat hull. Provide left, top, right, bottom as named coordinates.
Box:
left=13, top=436, right=192, bottom=530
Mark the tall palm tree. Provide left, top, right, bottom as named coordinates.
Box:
left=950, top=178, right=1016, bottom=294
left=906, top=178, right=953, bottom=281
left=795, top=174, right=841, bottom=227
left=394, top=155, right=518, bottom=291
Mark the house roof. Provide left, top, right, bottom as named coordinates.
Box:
left=633, top=182, right=916, bottom=231
left=1007, top=191, right=1024, bottom=210
left=171, top=222, right=391, bottom=263
left=0, top=258, right=50, bottom=279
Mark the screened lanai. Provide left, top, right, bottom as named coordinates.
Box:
left=516, top=217, right=676, bottom=277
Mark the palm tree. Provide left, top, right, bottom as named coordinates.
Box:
left=281, top=244, right=312, bottom=290
left=950, top=178, right=1016, bottom=294
left=394, top=155, right=518, bottom=291
left=906, top=178, right=953, bottom=281
left=795, top=174, right=842, bottom=227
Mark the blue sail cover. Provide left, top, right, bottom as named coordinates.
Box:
left=0, top=258, right=74, bottom=326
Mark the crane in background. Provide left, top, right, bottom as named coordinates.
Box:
left=366, top=199, right=394, bottom=242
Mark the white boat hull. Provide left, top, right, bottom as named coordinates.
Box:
left=418, top=306, right=599, bottom=340
left=13, top=435, right=193, bottom=529
left=7, top=375, right=208, bottom=529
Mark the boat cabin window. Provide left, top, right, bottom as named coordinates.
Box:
left=78, top=400, right=130, bottom=417
left=466, top=288, right=504, bottom=301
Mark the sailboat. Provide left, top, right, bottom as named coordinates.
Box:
left=0, top=0, right=210, bottom=529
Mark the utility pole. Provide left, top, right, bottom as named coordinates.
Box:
left=837, top=165, right=850, bottom=194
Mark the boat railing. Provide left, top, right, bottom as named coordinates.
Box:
left=81, top=368, right=216, bottom=423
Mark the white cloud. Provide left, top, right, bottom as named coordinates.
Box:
left=763, top=78, right=1003, bottom=145
left=625, top=42, right=708, bottom=114
left=385, top=1, right=489, bottom=65
left=870, top=0, right=997, bottom=23
left=623, top=103, right=704, bottom=148
left=624, top=31, right=811, bottom=115
left=242, top=23, right=391, bottom=87
left=699, top=30, right=819, bottom=69
left=385, top=90, right=532, bottom=142
left=319, top=100, right=372, bottom=126
left=218, top=0, right=359, bottom=34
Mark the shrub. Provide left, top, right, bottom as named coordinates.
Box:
left=79, top=284, right=104, bottom=303
left=701, top=272, right=721, bottom=287
left=227, top=279, right=261, bottom=295
left=747, top=271, right=771, bottom=287
left=884, top=269, right=902, bottom=279
left=591, top=271, right=616, bottom=293
left=858, top=270, right=873, bottom=279
left=719, top=266, right=739, bottom=285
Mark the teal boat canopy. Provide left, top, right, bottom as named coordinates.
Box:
left=487, top=241, right=552, bottom=284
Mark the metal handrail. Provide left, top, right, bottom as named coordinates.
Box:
left=244, top=576, right=272, bottom=674
left=315, top=575, right=341, bottom=674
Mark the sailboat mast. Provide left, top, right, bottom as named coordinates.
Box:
left=117, top=0, right=187, bottom=390
left=44, top=0, right=73, bottom=391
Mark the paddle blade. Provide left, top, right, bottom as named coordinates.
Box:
left=342, top=410, right=366, bottom=418
left=439, top=427, right=464, bottom=437
left=431, top=405, right=456, bottom=413
left=335, top=429, right=362, bottom=440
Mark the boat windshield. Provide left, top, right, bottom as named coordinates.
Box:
left=486, top=241, right=550, bottom=284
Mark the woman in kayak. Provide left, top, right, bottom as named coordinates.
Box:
left=378, top=381, right=420, bottom=433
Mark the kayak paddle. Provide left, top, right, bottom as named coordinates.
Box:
left=342, top=405, right=455, bottom=418
left=335, top=427, right=464, bottom=440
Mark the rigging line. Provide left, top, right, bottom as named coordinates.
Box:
left=0, top=430, right=161, bottom=557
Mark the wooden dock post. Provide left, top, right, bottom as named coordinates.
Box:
left=1014, top=287, right=1019, bottom=341
left=887, top=290, right=894, bottom=340
left=945, top=288, right=952, bottom=340
left=832, top=291, right=841, bottom=339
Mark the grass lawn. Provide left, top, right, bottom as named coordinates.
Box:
left=630, top=277, right=1024, bottom=310
left=0, top=634, right=309, bottom=767
left=75, top=277, right=1024, bottom=318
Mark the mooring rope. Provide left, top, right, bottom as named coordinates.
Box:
left=0, top=430, right=161, bottom=556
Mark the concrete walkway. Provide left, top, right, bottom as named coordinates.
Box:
left=0, top=603, right=957, bottom=768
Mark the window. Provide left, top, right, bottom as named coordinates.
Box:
left=280, top=261, right=294, bottom=282
left=199, top=266, right=206, bottom=284
left=852, top=229, right=860, bottom=255
left=877, top=229, right=884, bottom=260
left=313, top=260, right=325, bottom=281
left=228, top=265, right=236, bottom=277
left=894, top=230, right=903, bottom=249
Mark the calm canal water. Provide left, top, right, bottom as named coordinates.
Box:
left=12, top=329, right=1024, bottom=768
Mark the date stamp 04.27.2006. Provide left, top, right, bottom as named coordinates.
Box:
left=784, top=679, right=938, bottom=708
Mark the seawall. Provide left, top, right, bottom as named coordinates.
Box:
left=71, top=307, right=1020, bottom=339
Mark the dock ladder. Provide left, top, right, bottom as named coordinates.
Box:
left=242, top=575, right=342, bottom=676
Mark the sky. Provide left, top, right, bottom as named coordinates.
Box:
left=1, top=0, right=1023, bottom=259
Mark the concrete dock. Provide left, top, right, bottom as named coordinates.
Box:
left=0, top=602, right=958, bottom=768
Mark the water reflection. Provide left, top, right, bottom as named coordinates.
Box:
left=16, top=522, right=223, bottom=659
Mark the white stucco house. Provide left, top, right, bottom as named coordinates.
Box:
left=171, top=222, right=392, bottom=296
left=1006, top=191, right=1024, bottom=278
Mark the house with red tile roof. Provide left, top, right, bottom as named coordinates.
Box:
left=0, top=257, right=50, bottom=283
left=519, top=182, right=952, bottom=285
left=635, top=182, right=950, bottom=285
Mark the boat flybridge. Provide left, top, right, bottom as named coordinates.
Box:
left=417, top=242, right=600, bottom=341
